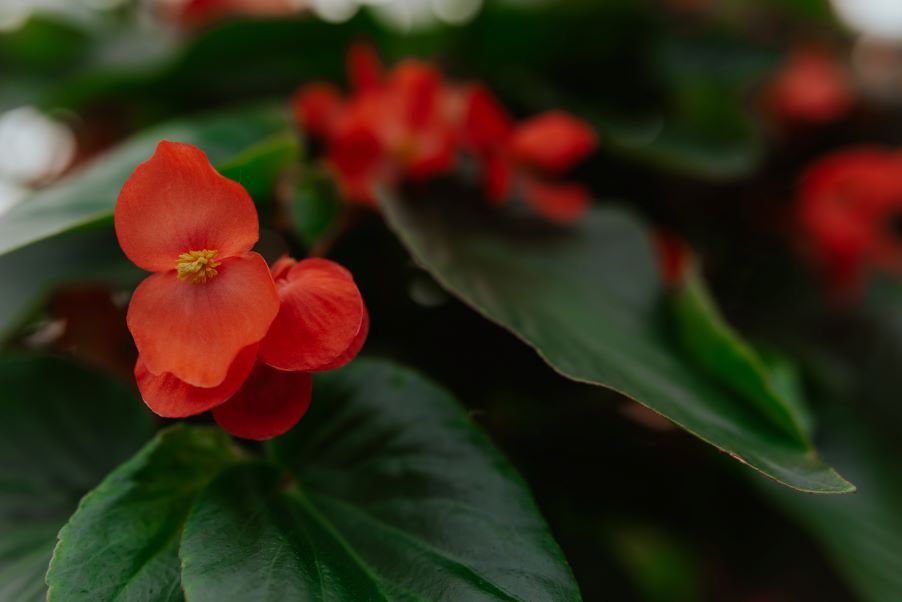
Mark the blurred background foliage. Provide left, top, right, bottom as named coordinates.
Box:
left=3, top=0, right=902, bottom=600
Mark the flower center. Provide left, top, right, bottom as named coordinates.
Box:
left=176, top=249, right=221, bottom=284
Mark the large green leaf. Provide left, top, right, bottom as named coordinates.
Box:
left=0, top=354, right=153, bottom=602
left=0, top=103, right=297, bottom=258
left=46, top=426, right=242, bottom=602
left=180, top=359, right=580, bottom=601
left=44, top=360, right=576, bottom=600
left=380, top=193, right=851, bottom=493
left=672, top=270, right=809, bottom=442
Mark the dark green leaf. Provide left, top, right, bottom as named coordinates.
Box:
left=291, top=167, right=343, bottom=247
left=0, top=354, right=153, bottom=602
left=0, top=104, right=296, bottom=258
left=180, top=359, right=581, bottom=601
left=380, top=193, right=851, bottom=493
left=0, top=226, right=141, bottom=340
left=758, top=409, right=902, bottom=602
left=46, top=426, right=242, bottom=602
left=672, top=270, right=808, bottom=441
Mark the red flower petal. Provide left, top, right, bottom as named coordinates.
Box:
left=292, top=83, right=345, bottom=138
left=270, top=255, right=297, bottom=282
left=484, top=151, right=513, bottom=203
left=259, top=258, right=366, bottom=372
left=388, top=60, right=445, bottom=129
left=347, top=42, right=384, bottom=94
left=115, top=141, right=260, bottom=272
left=315, top=305, right=369, bottom=372
left=522, top=179, right=591, bottom=223
left=213, top=363, right=312, bottom=440
left=128, top=252, right=279, bottom=387
left=327, top=114, right=388, bottom=206
left=134, top=345, right=258, bottom=418
left=406, top=129, right=456, bottom=180
left=509, top=111, right=598, bottom=174
left=462, top=85, right=515, bottom=152
left=767, top=48, right=853, bottom=124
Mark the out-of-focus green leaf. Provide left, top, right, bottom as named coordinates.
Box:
left=0, top=354, right=153, bottom=602
left=758, top=409, right=902, bottom=602
left=0, top=103, right=295, bottom=258
left=217, top=131, right=300, bottom=205
left=46, top=426, right=242, bottom=602
left=0, top=226, right=141, bottom=340
left=0, top=16, right=90, bottom=72
left=290, top=166, right=343, bottom=246
left=610, top=524, right=700, bottom=602
left=380, top=192, right=851, bottom=493
left=180, top=359, right=581, bottom=601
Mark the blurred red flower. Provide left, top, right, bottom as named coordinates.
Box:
left=766, top=47, right=854, bottom=125
left=798, top=148, right=902, bottom=295
left=294, top=44, right=456, bottom=207
left=168, top=0, right=299, bottom=28
left=293, top=44, right=598, bottom=222
left=117, top=142, right=367, bottom=439
left=461, top=86, right=598, bottom=223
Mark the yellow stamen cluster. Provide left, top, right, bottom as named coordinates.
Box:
left=176, top=249, right=221, bottom=284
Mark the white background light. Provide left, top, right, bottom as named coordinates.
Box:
left=0, top=106, right=76, bottom=185
left=832, top=0, right=902, bottom=41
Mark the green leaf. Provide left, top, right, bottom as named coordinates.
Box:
left=0, top=226, right=141, bottom=340
left=380, top=193, right=852, bottom=494
left=291, top=166, right=343, bottom=247
left=217, top=131, right=300, bottom=206
left=180, top=359, right=581, bottom=601
left=46, top=426, right=242, bottom=602
left=0, top=354, right=153, bottom=602
left=0, top=103, right=295, bottom=258
left=672, top=270, right=809, bottom=441
left=758, top=409, right=902, bottom=602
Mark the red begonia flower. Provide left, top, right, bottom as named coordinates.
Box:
left=212, top=362, right=313, bottom=440
left=461, top=85, right=515, bottom=153
left=460, top=87, right=597, bottom=222
left=509, top=111, right=599, bottom=175
left=135, top=344, right=258, bottom=418
left=292, top=83, right=345, bottom=138
left=383, top=61, right=456, bottom=180
left=259, top=258, right=367, bottom=372
left=348, top=42, right=385, bottom=94
left=115, top=141, right=279, bottom=387
left=798, top=148, right=902, bottom=295
left=327, top=106, right=390, bottom=207
left=521, top=179, right=592, bottom=224
left=294, top=46, right=457, bottom=207
left=767, top=48, right=853, bottom=125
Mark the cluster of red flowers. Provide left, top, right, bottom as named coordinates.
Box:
left=115, top=141, right=367, bottom=440
left=798, top=148, right=902, bottom=296
left=292, top=44, right=599, bottom=223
